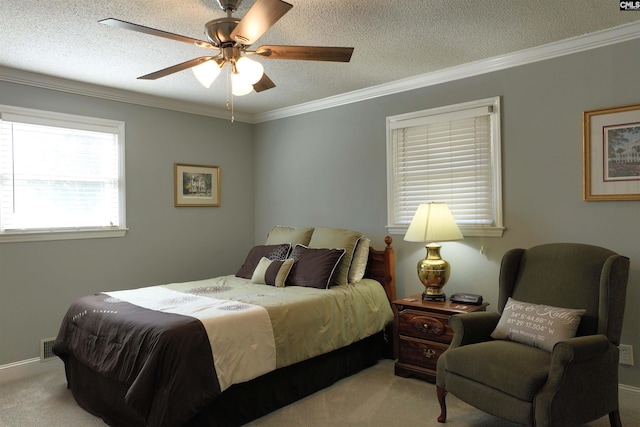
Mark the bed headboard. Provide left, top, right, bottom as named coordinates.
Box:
left=364, top=236, right=396, bottom=302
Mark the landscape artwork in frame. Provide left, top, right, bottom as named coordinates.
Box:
left=174, top=163, right=220, bottom=206
left=583, top=103, right=640, bottom=200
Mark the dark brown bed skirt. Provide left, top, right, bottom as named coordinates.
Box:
left=63, top=331, right=387, bottom=427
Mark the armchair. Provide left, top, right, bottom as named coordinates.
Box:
left=436, top=243, right=630, bottom=426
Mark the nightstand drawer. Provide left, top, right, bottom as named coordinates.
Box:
left=397, top=335, right=448, bottom=371
left=392, top=296, right=489, bottom=382
left=396, top=309, right=453, bottom=343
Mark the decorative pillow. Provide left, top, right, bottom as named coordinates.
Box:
left=348, top=237, right=370, bottom=284
left=251, top=257, right=295, bottom=287
left=235, top=244, right=291, bottom=279
left=286, top=244, right=346, bottom=289
left=308, top=227, right=363, bottom=287
left=265, top=226, right=314, bottom=247
left=491, top=297, right=586, bottom=352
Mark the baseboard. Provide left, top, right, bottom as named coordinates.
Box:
left=619, top=384, right=640, bottom=406
left=1, top=356, right=640, bottom=403
left=0, top=357, right=63, bottom=385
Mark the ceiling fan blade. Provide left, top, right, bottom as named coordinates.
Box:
left=230, top=0, right=293, bottom=46
left=253, top=73, right=276, bottom=92
left=100, top=18, right=217, bottom=50
left=138, top=57, right=218, bottom=80
left=255, top=45, right=354, bottom=62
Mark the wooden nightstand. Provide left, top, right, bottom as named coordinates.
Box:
left=392, top=295, right=489, bottom=383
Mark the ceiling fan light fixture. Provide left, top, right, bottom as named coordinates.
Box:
left=101, top=0, right=353, bottom=103
left=192, top=60, right=222, bottom=88
left=231, top=72, right=254, bottom=96
left=235, top=56, right=264, bottom=84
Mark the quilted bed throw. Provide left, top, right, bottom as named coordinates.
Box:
left=54, top=287, right=276, bottom=426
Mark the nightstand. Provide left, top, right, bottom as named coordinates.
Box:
left=392, top=295, right=489, bottom=383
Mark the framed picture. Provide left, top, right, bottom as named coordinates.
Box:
left=174, top=163, right=220, bottom=206
left=583, top=104, right=640, bottom=200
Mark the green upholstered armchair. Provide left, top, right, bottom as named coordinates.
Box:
left=436, top=243, right=630, bottom=427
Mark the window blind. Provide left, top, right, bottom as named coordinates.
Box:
left=387, top=97, right=503, bottom=237
left=0, top=113, right=122, bottom=232
left=389, top=108, right=494, bottom=228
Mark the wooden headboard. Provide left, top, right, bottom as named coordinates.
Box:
left=364, top=236, right=396, bottom=302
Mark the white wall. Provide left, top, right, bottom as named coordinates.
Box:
left=253, top=39, right=640, bottom=387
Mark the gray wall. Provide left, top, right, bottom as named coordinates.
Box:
left=253, top=40, right=640, bottom=387
left=1, top=38, right=638, bottom=388
left=0, top=81, right=255, bottom=363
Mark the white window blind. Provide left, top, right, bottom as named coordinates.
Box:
left=0, top=105, right=126, bottom=242
left=386, top=97, right=503, bottom=237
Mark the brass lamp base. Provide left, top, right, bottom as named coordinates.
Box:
left=417, top=243, right=450, bottom=302
left=422, top=290, right=447, bottom=302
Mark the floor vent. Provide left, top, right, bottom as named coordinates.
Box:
left=40, top=337, right=57, bottom=362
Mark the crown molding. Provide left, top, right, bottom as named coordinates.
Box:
left=252, top=21, right=640, bottom=123
left=2, top=21, right=639, bottom=125
left=0, top=67, right=251, bottom=123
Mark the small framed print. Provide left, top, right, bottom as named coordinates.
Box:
left=174, top=163, right=220, bottom=207
left=583, top=104, right=640, bottom=200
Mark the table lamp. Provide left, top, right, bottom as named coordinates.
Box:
left=404, top=202, right=463, bottom=301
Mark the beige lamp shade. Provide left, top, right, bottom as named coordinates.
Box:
left=404, top=203, right=463, bottom=243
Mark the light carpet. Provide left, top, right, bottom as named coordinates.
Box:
left=1, top=359, right=638, bottom=426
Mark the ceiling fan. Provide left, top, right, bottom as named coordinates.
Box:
left=100, top=0, right=354, bottom=96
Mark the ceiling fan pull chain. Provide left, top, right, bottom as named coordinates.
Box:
left=230, top=98, right=235, bottom=122
left=223, top=65, right=235, bottom=122
left=230, top=92, right=236, bottom=122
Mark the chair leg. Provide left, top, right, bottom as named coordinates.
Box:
left=609, top=409, right=622, bottom=427
left=437, top=386, right=447, bottom=423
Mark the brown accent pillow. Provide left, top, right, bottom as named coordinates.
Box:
left=307, top=227, right=363, bottom=287
left=235, top=244, right=291, bottom=279
left=286, top=244, right=346, bottom=289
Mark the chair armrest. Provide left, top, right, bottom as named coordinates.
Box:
left=449, top=311, right=501, bottom=348
left=536, top=335, right=618, bottom=423
left=551, top=334, right=611, bottom=364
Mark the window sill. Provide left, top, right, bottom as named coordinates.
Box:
left=387, top=225, right=505, bottom=238
left=0, top=228, right=128, bottom=243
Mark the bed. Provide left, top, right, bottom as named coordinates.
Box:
left=53, top=227, right=396, bottom=427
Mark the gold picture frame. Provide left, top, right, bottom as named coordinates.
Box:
left=174, top=163, right=220, bottom=206
left=583, top=104, right=640, bottom=201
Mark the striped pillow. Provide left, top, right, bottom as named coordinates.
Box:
left=251, top=257, right=295, bottom=287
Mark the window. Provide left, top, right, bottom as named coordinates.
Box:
left=386, top=97, right=503, bottom=237
left=0, top=105, right=126, bottom=243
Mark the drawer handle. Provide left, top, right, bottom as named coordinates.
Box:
left=412, top=316, right=445, bottom=336
left=423, top=349, right=436, bottom=359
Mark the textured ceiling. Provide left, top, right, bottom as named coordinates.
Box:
left=1, top=0, right=639, bottom=120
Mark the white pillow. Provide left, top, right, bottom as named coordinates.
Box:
left=348, top=237, right=370, bottom=284
left=491, top=297, right=586, bottom=352
left=265, top=226, right=314, bottom=246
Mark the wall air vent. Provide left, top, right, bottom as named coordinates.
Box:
left=40, top=337, right=57, bottom=362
